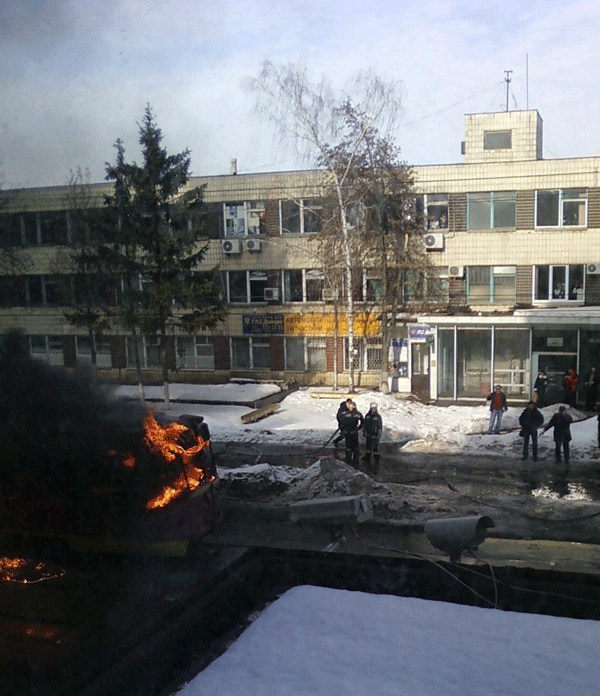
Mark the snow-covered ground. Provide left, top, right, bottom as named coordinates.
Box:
left=122, top=383, right=600, bottom=462
left=175, top=585, right=600, bottom=696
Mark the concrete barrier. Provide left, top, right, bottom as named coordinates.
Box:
left=241, top=403, right=280, bottom=424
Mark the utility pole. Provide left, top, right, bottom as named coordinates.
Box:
left=504, top=70, right=512, bottom=112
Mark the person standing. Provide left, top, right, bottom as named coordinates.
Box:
left=338, top=400, right=363, bottom=465
left=519, top=400, right=544, bottom=462
left=584, top=367, right=599, bottom=411
left=363, top=403, right=383, bottom=473
left=333, top=397, right=353, bottom=448
left=486, top=384, right=508, bottom=434
left=542, top=406, right=573, bottom=465
left=533, top=370, right=549, bottom=408
left=563, top=368, right=579, bottom=408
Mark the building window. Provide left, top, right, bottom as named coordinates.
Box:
left=493, top=329, right=529, bottom=396
left=230, top=336, right=270, bottom=369
left=307, top=338, right=326, bottom=371
left=176, top=336, right=215, bottom=370
left=457, top=329, right=491, bottom=398
left=467, top=192, right=516, bottom=230
left=227, top=270, right=249, bottom=303
left=125, top=336, right=161, bottom=367
left=30, top=334, right=64, bottom=366
left=0, top=214, right=23, bottom=247
left=535, top=189, right=587, bottom=227
left=75, top=336, right=112, bottom=367
left=420, top=194, right=448, bottom=230
left=280, top=198, right=323, bottom=234
left=534, top=265, right=584, bottom=301
left=483, top=130, right=512, bottom=150
left=305, top=269, right=325, bottom=302
left=282, top=269, right=324, bottom=302
left=467, top=266, right=516, bottom=305
left=223, top=201, right=265, bottom=236
left=39, top=211, right=69, bottom=245
left=0, top=276, right=27, bottom=306
left=285, top=337, right=305, bottom=370
left=365, top=274, right=383, bottom=302
left=225, top=270, right=279, bottom=303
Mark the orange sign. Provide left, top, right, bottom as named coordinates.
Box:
left=284, top=313, right=379, bottom=336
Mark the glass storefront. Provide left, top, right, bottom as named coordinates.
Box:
left=493, top=329, right=530, bottom=396
left=457, top=329, right=491, bottom=398
left=437, top=329, right=455, bottom=398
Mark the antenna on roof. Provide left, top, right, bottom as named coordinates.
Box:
left=504, top=70, right=513, bottom=112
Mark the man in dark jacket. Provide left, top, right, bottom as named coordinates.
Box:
left=338, top=400, right=363, bottom=465
left=519, top=400, right=544, bottom=462
left=542, top=405, right=573, bottom=464
left=533, top=370, right=549, bottom=408
left=333, top=398, right=353, bottom=448
left=363, top=402, right=383, bottom=473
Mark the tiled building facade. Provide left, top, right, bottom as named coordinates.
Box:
left=2, top=109, right=600, bottom=404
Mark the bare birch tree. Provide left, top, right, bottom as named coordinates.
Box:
left=250, top=62, right=404, bottom=392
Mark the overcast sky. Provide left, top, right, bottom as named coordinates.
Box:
left=1, top=0, right=599, bottom=189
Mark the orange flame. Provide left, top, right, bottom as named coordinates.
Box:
left=0, top=557, right=65, bottom=584
left=143, top=412, right=210, bottom=511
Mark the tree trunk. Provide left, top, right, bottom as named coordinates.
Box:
left=161, top=323, right=170, bottom=409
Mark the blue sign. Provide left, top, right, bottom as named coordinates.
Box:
left=242, top=314, right=284, bottom=335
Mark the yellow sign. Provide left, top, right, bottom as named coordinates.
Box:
left=284, top=313, right=379, bottom=336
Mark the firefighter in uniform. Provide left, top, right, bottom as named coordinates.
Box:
left=338, top=400, right=363, bottom=465
left=363, top=402, right=383, bottom=473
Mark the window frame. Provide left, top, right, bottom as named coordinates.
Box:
left=223, top=201, right=266, bottom=237
left=533, top=264, right=585, bottom=303
left=279, top=198, right=323, bottom=235
left=483, top=130, right=512, bottom=150
left=535, top=189, right=588, bottom=228
left=467, top=191, right=517, bottom=230
left=467, top=266, right=517, bottom=305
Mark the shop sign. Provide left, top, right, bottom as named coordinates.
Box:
left=284, top=313, right=379, bottom=336
left=409, top=324, right=431, bottom=341
left=547, top=337, right=564, bottom=348
left=242, top=314, right=284, bottom=335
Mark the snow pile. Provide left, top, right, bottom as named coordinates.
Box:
left=176, top=585, right=600, bottom=696
left=218, top=458, right=386, bottom=503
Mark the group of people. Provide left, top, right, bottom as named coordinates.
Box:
left=487, top=384, right=574, bottom=464
left=333, top=398, right=383, bottom=473
left=533, top=366, right=599, bottom=411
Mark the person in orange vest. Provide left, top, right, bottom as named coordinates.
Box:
left=562, top=368, right=579, bottom=408
left=486, top=384, right=508, bottom=434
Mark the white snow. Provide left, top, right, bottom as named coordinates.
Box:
left=175, top=585, right=600, bottom=696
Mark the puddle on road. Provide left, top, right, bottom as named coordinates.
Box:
left=531, top=482, right=593, bottom=501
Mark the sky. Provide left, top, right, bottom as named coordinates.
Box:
left=1, top=0, right=599, bottom=190
left=175, top=585, right=600, bottom=696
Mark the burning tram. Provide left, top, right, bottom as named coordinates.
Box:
left=0, top=334, right=221, bottom=557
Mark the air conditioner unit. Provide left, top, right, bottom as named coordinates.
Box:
left=423, top=232, right=444, bottom=251
left=246, top=238, right=262, bottom=252
left=448, top=265, right=464, bottom=278
left=221, top=239, right=242, bottom=254
left=322, top=288, right=339, bottom=301
left=264, top=287, right=280, bottom=301
left=586, top=263, right=600, bottom=275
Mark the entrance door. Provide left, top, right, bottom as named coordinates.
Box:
left=411, top=343, right=430, bottom=402
left=532, top=352, right=577, bottom=405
